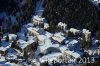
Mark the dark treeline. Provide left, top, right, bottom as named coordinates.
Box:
left=0, top=0, right=38, bottom=34
left=42, top=0, right=100, bottom=33
left=0, top=0, right=38, bottom=23
left=19, top=0, right=38, bottom=23
left=0, top=0, right=18, bottom=14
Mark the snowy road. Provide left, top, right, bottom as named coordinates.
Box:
left=35, top=0, right=44, bottom=16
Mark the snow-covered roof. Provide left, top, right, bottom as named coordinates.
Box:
left=1, top=41, right=10, bottom=47
left=6, top=48, right=16, bottom=54
left=3, top=62, right=19, bottom=66
left=45, top=31, right=53, bottom=38
left=52, top=33, right=65, bottom=43
left=69, top=28, right=80, bottom=35
left=32, top=15, right=45, bottom=22
left=37, top=28, right=46, bottom=35
left=58, top=22, right=67, bottom=27
left=8, top=34, right=17, bottom=40
left=17, top=39, right=26, bottom=44
left=6, top=53, right=17, bottom=60
left=82, top=29, right=91, bottom=34
left=17, top=32, right=26, bottom=41
left=17, top=39, right=34, bottom=49
left=39, top=42, right=59, bottom=54
left=37, top=35, right=49, bottom=45
left=32, top=27, right=40, bottom=31
left=64, top=50, right=82, bottom=58
left=44, top=23, right=49, bottom=29
left=27, top=40, right=35, bottom=45
left=34, top=41, right=57, bottom=57
left=54, top=32, right=64, bottom=37
left=39, top=40, right=52, bottom=50
left=59, top=46, right=68, bottom=53
left=65, top=40, right=69, bottom=44
left=58, top=22, right=67, bottom=30
left=0, top=41, right=10, bottom=52
left=82, top=29, right=91, bottom=41
left=0, top=56, right=5, bottom=62
left=27, top=36, right=34, bottom=40
left=65, top=40, right=79, bottom=51
left=69, top=40, right=78, bottom=45
left=32, top=59, right=40, bottom=66
left=37, top=35, right=47, bottom=41
left=17, top=39, right=27, bottom=49
left=27, top=27, right=39, bottom=36
left=0, top=47, right=7, bottom=51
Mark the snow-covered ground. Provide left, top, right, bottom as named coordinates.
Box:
left=35, top=0, right=44, bottom=16
left=89, top=0, right=100, bottom=8
left=0, top=22, right=99, bottom=66
left=0, top=12, right=17, bottom=24
left=0, top=0, right=100, bottom=66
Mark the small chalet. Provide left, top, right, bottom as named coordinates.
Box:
left=32, top=15, right=45, bottom=27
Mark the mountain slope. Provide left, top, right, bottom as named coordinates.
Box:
left=42, top=0, right=100, bottom=32
left=0, top=0, right=38, bottom=34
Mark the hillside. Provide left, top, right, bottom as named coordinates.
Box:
left=0, top=0, right=38, bottom=33
left=0, top=0, right=100, bottom=66
left=0, top=0, right=37, bottom=24
left=42, top=0, right=100, bottom=32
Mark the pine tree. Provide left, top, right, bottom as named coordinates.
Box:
left=33, top=42, right=39, bottom=51
left=96, top=30, right=100, bottom=40
left=16, top=35, right=19, bottom=41
left=23, top=51, right=28, bottom=59
left=52, top=61, right=60, bottom=66
left=81, top=33, right=91, bottom=50
left=0, top=38, right=1, bottom=46
left=26, top=36, right=28, bottom=42
left=25, top=31, right=28, bottom=36
left=6, top=35, right=9, bottom=42
left=7, top=17, right=13, bottom=33
left=11, top=40, right=16, bottom=48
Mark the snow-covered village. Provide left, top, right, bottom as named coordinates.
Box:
left=0, top=0, right=100, bottom=66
